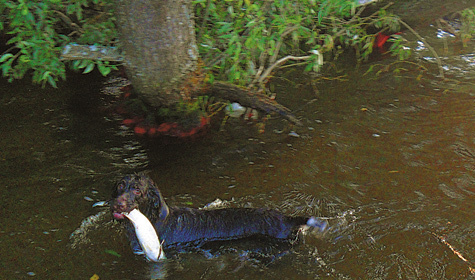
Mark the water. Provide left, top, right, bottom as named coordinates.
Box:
left=1, top=31, right=474, bottom=279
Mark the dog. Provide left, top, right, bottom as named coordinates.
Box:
left=111, top=174, right=326, bottom=256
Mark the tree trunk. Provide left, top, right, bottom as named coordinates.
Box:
left=112, top=0, right=302, bottom=125
left=114, top=0, right=198, bottom=107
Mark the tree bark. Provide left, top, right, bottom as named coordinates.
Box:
left=114, top=0, right=198, bottom=107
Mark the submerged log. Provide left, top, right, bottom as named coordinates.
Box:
left=207, top=82, right=302, bottom=126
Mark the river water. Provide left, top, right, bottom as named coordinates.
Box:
left=1, top=28, right=474, bottom=279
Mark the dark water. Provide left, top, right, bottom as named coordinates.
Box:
left=1, top=30, right=474, bottom=279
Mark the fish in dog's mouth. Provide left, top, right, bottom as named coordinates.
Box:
left=124, top=209, right=166, bottom=261
left=111, top=202, right=165, bottom=261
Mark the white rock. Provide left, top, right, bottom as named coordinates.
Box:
left=225, top=102, right=246, bottom=118
left=288, top=131, right=300, bottom=137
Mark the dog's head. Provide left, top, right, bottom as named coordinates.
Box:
left=111, top=174, right=169, bottom=221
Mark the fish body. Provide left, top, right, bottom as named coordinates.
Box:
left=123, top=209, right=166, bottom=261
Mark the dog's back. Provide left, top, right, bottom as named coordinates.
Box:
left=154, top=207, right=309, bottom=247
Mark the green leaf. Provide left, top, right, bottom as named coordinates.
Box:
left=21, top=6, right=28, bottom=16
left=78, top=60, right=90, bottom=69
left=1, top=62, right=12, bottom=76
left=0, top=53, right=13, bottom=63
left=104, top=249, right=121, bottom=258
left=47, top=75, right=57, bottom=88
left=71, top=60, right=81, bottom=69
left=97, top=61, right=111, bottom=76
left=83, top=62, right=95, bottom=74
left=42, top=71, right=51, bottom=80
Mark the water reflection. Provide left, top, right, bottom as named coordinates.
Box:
left=106, top=140, right=149, bottom=170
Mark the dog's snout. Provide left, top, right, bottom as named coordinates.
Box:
left=111, top=191, right=139, bottom=215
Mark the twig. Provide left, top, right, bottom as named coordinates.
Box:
left=398, top=19, right=445, bottom=78
left=54, top=10, right=83, bottom=34
left=250, top=50, right=268, bottom=87
left=334, top=2, right=394, bottom=38
left=0, top=46, right=16, bottom=56
left=432, top=233, right=474, bottom=274
left=249, top=26, right=299, bottom=88
left=436, top=19, right=450, bottom=55
left=257, top=55, right=311, bottom=84
left=269, top=26, right=299, bottom=66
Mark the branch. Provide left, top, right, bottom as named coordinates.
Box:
left=208, top=81, right=302, bottom=126
left=250, top=26, right=299, bottom=88
left=333, top=2, right=394, bottom=39
left=398, top=19, right=444, bottom=78
left=249, top=50, right=268, bottom=87
left=60, top=44, right=124, bottom=62
left=269, top=26, right=299, bottom=66
left=54, top=10, right=83, bottom=35
left=257, top=55, right=311, bottom=84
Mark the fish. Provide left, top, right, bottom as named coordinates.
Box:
left=123, top=209, right=166, bottom=261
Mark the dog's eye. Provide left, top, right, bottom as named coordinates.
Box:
left=132, top=188, right=141, bottom=195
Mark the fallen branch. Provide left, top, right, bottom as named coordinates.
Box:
left=207, top=81, right=302, bottom=126
left=60, top=44, right=123, bottom=62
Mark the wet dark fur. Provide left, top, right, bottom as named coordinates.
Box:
left=111, top=174, right=309, bottom=251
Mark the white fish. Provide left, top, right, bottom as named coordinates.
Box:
left=123, top=209, right=166, bottom=261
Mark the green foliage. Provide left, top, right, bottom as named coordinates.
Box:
left=0, top=0, right=116, bottom=87
left=460, top=8, right=475, bottom=46
left=0, top=0, right=408, bottom=88
left=70, top=58, right=116, bottom=76
left=193, top=0, right=405, bottom=86
left=388, top=34, right=411, bottom=60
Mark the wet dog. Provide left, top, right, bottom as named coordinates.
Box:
left=111, top=174, right=325, bottom=256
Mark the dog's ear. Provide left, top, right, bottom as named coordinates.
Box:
left=150, top=187, right=169, bottom=220
left=140, top=174, right=170, bottom=221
